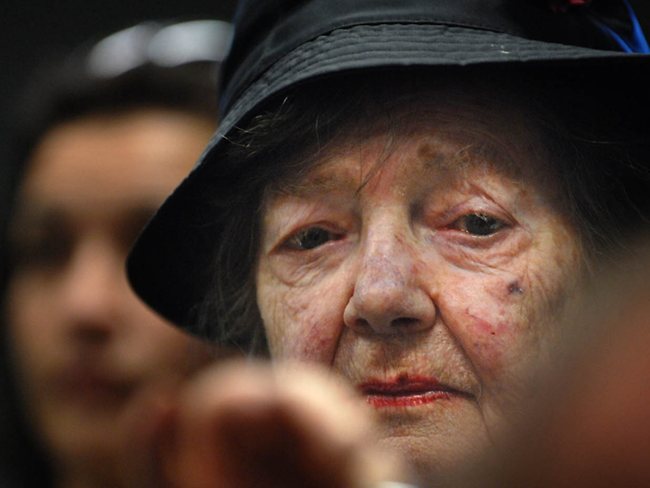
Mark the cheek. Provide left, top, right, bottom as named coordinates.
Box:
left=441, top=274, right=521, bottom=381
left=4, top=276, right=64, bottom=425
left=6, top=275, right=56, bottom=364
left=257, top=268, right=348, bottom=363
left=440, top=253, right=579, bottom=389
left=125, top=304, right=196, bottom=372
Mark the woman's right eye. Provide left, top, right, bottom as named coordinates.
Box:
left=285, top=227, right=338, bottom=250
left=12, top=234, right=72, bottom=271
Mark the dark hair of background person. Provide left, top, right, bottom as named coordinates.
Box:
left=191, top=65, right=650, bottom=353
left=0, top=49, right=220, bottom=487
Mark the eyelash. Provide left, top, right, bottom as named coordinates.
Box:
left=279, top=211, right=509, bottom=253
left=284, top=226, right=342, bottom=251
left=447, top=213, right=509, bottom=237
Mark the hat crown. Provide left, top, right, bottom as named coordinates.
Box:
left=220, top=0, right=610, bottom=114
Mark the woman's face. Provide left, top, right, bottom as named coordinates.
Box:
left=7, top=109, right=215, bottom=473
left=256, top=89, right=584, bottom=479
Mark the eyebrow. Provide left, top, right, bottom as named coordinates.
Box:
left=268, top=155, right=368, bottom=200
left=269, top=133, right=526, bottom=201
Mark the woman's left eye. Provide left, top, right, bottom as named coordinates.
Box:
left=449, top=213, right=507, bottom=236
left=285, top=227, right=339, bottom=250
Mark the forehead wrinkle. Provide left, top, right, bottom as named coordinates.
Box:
left=416, top=128, right=531, bottom=183
left=268, top=106, right=543, bottom=202
left=272, top=168, right=359, bottom=200
left=270, top=143, right=383, bottom=201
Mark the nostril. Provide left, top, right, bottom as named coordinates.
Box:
left=349, top=315, right=424, bottom=334
left=391, top=317, right=420, bottom=328
left=343, top=268, right=437, bottom=335
left=353, top=317, right=371, bottom=331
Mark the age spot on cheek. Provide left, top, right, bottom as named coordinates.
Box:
left=507, top=280, right=524, bottom=296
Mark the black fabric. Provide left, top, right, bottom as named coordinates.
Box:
left=221, top=0, right=615, bottom=114
left=217, top=22, right=631, bottom=150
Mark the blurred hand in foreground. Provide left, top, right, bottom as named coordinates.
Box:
left=120, top=360, right=411, bottom=488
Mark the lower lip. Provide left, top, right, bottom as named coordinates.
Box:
left=55, top=375, right=130, bottom=406
left=365, top=390, right=452, bottom=408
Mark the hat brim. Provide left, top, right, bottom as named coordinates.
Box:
left=127, top=22, right=648, bottom=337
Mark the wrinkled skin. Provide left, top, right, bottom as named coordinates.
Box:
left=461, top=247, right=650, bottom=488
left=7, top=109, right=216, bottom=487
left=256, top=89, right=585, bottom=481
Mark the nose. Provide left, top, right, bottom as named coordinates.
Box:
left=343, top=236, right=436, bottom=336
left=60, top=238, right=124, bottom=341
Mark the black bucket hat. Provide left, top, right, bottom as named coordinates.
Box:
left=127, top=0, right=650, bottom=337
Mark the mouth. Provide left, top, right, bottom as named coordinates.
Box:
left=358, top=374, right=470, bottom=408
left=54, top=368, right=134, bottom=407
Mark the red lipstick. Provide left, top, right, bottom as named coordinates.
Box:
left=358, top=374, right=464, bottom=408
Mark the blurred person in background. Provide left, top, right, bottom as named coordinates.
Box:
left=0, top=19, right=232, bottom=488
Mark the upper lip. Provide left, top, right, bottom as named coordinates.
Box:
left=357, top=374, right=469, bottom=397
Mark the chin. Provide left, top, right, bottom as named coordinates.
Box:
left=40, top=406, right=123, bottom=465
left=376, top=420, right=490, bottom=484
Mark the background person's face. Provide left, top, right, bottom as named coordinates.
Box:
left=6, top=109, right=215, bottom=471
left=256, top=91, right=584, bottom=480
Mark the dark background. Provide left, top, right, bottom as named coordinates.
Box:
left=2, top=0, right=650, bottom=187
left=0, top=0, right=237, bottom=192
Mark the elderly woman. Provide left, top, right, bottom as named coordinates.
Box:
left=127, top=0, right=650, bottom=485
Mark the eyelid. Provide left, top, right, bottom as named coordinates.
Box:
left=286, top=231, right=322, bottom=252
left=448, top=213, right=509, bottom=235
left=262, top=190, right=358, bottom=239
left=433, top=196, right=516, bottom=228
left=282, top=224, right=346, bottom=250
left=269, top=221, right=341, bottom=254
